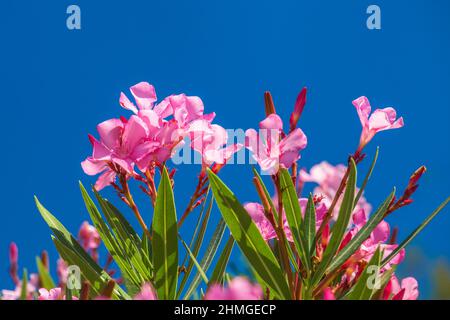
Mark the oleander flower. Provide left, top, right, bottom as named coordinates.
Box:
left=347, top=209, right=405, bottom=269
left=353, top=96, right=404, bottom=150
left=204, top=277, right=263, bottom=300
left=383, top=275, right=419, bottom=300
left=189, top=119, right=243, bottom=166
left=244, top=198, right=327, bottom=242
left=1, top=274, right=39, bottom=300
left=81, top=116, right=151, bottom=190
left=300, top=161, right=372, bottom=218
left=78, top=221, right=101, bottom=251
left=38, top=288, right=62, bottom=300
left=246, top=114, right=307, bottom=175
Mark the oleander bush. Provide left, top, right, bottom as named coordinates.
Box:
left=2, top=82, right=448, bottom=300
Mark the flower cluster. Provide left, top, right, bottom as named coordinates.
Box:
left=3, top=82, right=446, bottom=302
left=82, top=82, right=241, bottom=191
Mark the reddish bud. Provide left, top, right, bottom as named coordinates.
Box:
left=289, top=87, right=307, bottom=132
left=9, top=242, right=18, bottom=265
left=408, top=166, right=426, bottom=187
left=264, top=91, right=276, bottom=116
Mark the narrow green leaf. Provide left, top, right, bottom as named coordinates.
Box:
left=304, top=194, right=316, bottom=257
left=326, top=189, right=395, bottom=274
left=20, top=269, right=28, bottom=300
left=79, top=183, right=141, bottom=285
left=36, top=257, right=56, bottom=290
left=209, top=237, right=235, bottom=287
left=152, top=167, right=178, bottom=300
left=279, top=168, right=311, bottom=275
left=346, top=247, right=383, bottom=300
left=93, top=190, right=152, bottom=279
left=207, top=168, right=291, bottom=299
left=177, top=190, right=213, bottom=298
left=179, top=236, right=208, bottom=284
left=53, top=237, right=129, bottom=300
left=183, top=217, right=227, bottom=300
left=312, top=159, right=357, bottom=285
left=35, top=196, right=129, bottom=299
left=381, top=196, right=450, bottom=269
left=354, top=147, right=379, bottom=208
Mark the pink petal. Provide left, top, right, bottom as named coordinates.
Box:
left=92, top=139, right=112, bottom=161
left=130, top=82, right=157, bottom=110
left=370, top=220, right=390, bottom=243
left=401, top=277, right=419, bottom=300
left=259, top=114, right=283, bottom=130
left=81, top=157, right=107, bottom=175
left=94, top=169, right=116, bottom=191
left=119, top=92, right=138, bottom=114
left=122, top=115, right=149, bottom=152
left=153, top=100, right=173, bottom=118
left=97, top=119, right=123, bottom=150
left=352, top=96, right=371, bottom=128
left=244, top=203, right=277, bottom=241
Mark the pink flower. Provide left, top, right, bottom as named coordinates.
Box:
left=134, top=283, right=158, bottom=300
left=244, top=198, right=326, bottom=242
left=246, top=114, right=307, bottom=175
left=81, top=116, right=151, bottom=190
left=166, top=94, right=215, bottom=128
left=353, top=96, right=404, bottom=150
left=300, top=161, right=372, bottom=218
left=57, top=258, right=68, bottom=285
left=78, top=221, right=101, bottom=251
left=204, top=277, right=262, bottom=300
left=1, top=274, right=39, bottom=300
left=38, top=288, right=62, bottom=300
left=383, top=275, right=419, bottom=300
left=244, top=202, right=278, bottom=241
left=189, top=120, right=243, bottom=166
left=348, top=209, right=405, bottom=269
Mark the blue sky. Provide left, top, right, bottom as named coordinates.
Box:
left=0, top=1, right=449, bottom=298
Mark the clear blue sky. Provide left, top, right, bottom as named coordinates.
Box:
left=1, top=1, right=449, bottom=298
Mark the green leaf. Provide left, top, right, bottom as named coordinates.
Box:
left=93, top=190, right=152, bottom=279
left=35, top=196, right=129, bottom=299
left=36, top=257, right=56, bottom=290
left=152, top=167, right=179, bottom=300
left=312, top=158, right=357, bottom=285
left=209, top=237, right=235, bottom=287
left=279, top=168, right=311, bottom=274
left=354, top=147, right=379, bottom=208
left=304, top=194, right=316, bottom=258
left=346, top=247, right=383, bottom=300
left=326, top=189, right=395, bottom=275
left=183, top=217, right=227, bottom=300
left=381, top=196, right=450, bottom=269
left=179, top=236, right=208, bottom=284
left=79, top=183, right=141, bottom=286
left=20, top=269, right=28, bottom=300
left=207, top=168, right=291, bottom=299
left=53, top=237, right=128, bottom=299
left=177, top=190, right=213, bottom=298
